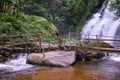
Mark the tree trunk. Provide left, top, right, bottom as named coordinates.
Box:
left=0, top=1, right=4, bottom=12
left=7, top=2, right=13, bottom=14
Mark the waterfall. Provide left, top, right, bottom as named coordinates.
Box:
left=81, top=1, right=120, bottom=46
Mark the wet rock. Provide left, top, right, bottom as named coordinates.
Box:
left=0, top=51, right=11, bottom=58
left=0, top=69, right=7, bottom=74
left=0, top=50, right=12, bottom=62
left=27, top=50, right=76, bottom=67
left=75, top=50, right=92, bottom=61
left=97, top=52, right=105, bottom=59
left=85, top=52, right=98, bottom=61
left=85, top=51, right=105, bottom=61
left=0, top=58, right=7, bottom=62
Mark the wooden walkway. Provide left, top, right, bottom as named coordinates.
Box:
left=1, top=29, right=120, bottom=53
left=1, top=44, right=120, bottom=53
left=69, top=46, right=120, bottom=52
left=89, top=47, right=120, bottom=52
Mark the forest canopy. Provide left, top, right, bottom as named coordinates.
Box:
left=22, top=0, right=105, bottom=31
left=1, top=0, right=120, bottom=32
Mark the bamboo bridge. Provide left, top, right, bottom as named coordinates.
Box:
left=0, top=29, right=120, bottom=54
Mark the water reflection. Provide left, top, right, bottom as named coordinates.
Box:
left=10, top=61, right=120, bottom=80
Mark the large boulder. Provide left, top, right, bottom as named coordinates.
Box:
left=27, top=50, right=76, bottom=67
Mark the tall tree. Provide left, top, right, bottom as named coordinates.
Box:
left=0, top=0, right=22, bottom=17
left=0, top=0, right=5, bottom=12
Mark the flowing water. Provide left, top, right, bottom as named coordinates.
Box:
left=0, top=53, right=34, bottom=74
left=0, top=53, right=120, bottom=80
left=81, top=1, right=120, bottom=46
left=1, top=1, right=120, bottom=80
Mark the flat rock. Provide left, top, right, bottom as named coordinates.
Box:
left=27, top=50, right=76, bottom=67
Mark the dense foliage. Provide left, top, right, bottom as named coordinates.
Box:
left=0, top=0, right=58, bottom=44
left=0, top=0, right=106, bottom=33
left=0, top=0, right=21, bottom=17
left=22, top=0, right=105, bottom=32
left=111, top=0, right=120, bottom=16
left=0, top=13, right=57, bottom=43
left=0, top=0, right=120, bottom=34
left=1, top=0, right=120, bottom=36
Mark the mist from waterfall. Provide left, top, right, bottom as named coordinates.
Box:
left=81, top=1, right=120, bottom=46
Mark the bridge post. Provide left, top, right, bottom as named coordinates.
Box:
left=69, top=27, right=71, bottom=50
left=96, top=35, right=100, bottom=53
left=79, top=33, right=81, bottom=47
left=55, top=31, right=61, bottom=50
left=87, top=34, right=90, bottom=42
left=0, top=30, right=3, bottom=54
left=9, top=29, right=13, bottom=53
left=48, top=34, right=50, bottom=51
left=25, top=34, right=28, bottom=53
left=37, top=27, right=42, bottom=53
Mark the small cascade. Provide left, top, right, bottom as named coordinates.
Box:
left=0, top=53, right=33, bottom=74
left=81, top=1, right=120, bottom=46
left=101, top=52, right=120, bottom=62
left=108, top=53, right=120, bottom=62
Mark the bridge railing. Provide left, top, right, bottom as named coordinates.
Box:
left=69, top=32, right=120, bottom=47
left=0, top=27, right=61, bottom=53
left=1, top=28, right=120, bottom=53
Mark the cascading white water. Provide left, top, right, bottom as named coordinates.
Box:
left=108, top=53, right=120, bottom=62
left=81, top=1, right=120, bottom=46
left=0, top=53, right=33, bottom=73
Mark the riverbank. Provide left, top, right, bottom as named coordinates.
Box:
left=0, top=40, right=107, bottom=64
left=1, top=53, right=120, bottom=80
left=0, top=13, right=58, bottom=62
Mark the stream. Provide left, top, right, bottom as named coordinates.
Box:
left=1, top=0, right=120, bottom=80
left=0, top=53, right=34, bottom=74
left=0, top=53, right=120, bottom=80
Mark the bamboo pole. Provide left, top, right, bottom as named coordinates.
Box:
left=8, top=27, right=15, bottom=53
left=96, top=35, right=100, bottom=53
left=37, top=27, right=42, bottom=53
left=69, top=27, right=71, bottom=49
left=78, top=33, right=81, bottom=46
left=48, top=34, right=50, bottom=51
left=25, top=35, right=28, bottom=53
left=87, top=34, right=90, bottom=42
left=0, top=30, right=3, bottom=53
left=54, top=31, right=61, bottom=50
left=9, top=34, right=13, bottom=52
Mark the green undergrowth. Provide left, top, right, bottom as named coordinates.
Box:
left=62, top=38, right=113, bottom=48
left=62, top=38, right=81, bottom=45
left=86, top=40, right=113, bottom=48
left=0, top=13, right=57, bottom=44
